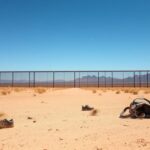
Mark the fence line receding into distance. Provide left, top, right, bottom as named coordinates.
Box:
left=0, top=70, right=149, bottom=88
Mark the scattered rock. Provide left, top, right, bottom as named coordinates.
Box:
left=59, top=137, right=63, bottom=140
left=90, top=109, right=99, bottom=116
left=116, top=91, right=120, bottom=94
left=33, top=120, right=36, bottom=123
left=0, top=119, right=14, bottom=129
left=136, top=138, right=150, bottom=147
left=48, top=128, right=52, bottom=131
left=123, top=124, right=129, bottom=127
left=82, top=105, right=94, bottom=111
left=96, top=147, right=103, bottom=150
left=92, top=90, right=97, bottom=93
left=62, top=120, right=67, bottom=122
left=27, top=117, right=32, bottom=120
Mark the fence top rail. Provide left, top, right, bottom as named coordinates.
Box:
left=0, top=70, right=150, bottom=73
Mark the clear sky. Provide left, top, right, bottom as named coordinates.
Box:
left=0, top=0, right=150, bottom=71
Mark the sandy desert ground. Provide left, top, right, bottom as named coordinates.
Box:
left=0, top=87, right=150, bottom=150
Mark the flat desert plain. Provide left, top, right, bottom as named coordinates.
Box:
left=0, top=87, right=150, bottom=150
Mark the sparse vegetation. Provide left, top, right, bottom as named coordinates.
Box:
left=124, top=89, right=129, bottom=93
left=116, top=91, right=120, bottom=94
left=132, top=91, right=138, bottom=95
left=1, top=91, right=8, bottom=95
left=13, top=88, right=22, bottom=92
left=1, top=89, right=11, bottom=95
left=144, top=90, right=150, bottom=94
left=34, top=88, right=47, bottom=94
left=121, top=88, right=140, bottom=95
left=102, top=89, right=107, bottom=92
left=0, top=112, right=6, bottom=118
left=33, top=94, right=36, bottom=97
left=92, top=89, right=97, bottom=94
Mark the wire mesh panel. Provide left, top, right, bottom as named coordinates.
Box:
left=113, top=72, right=124, bottom=87
left=106, top=72, right=113, bottom=87
left=64, top=72, right=74, bottom=87
left=148, top=72, right=150, bottom=87
left=13, top=72, right=29, bottom=87
left=98, top=72, right=106, bottom=87
left=54, top=72, right=65, bottom=87
left=140, top=72, right=148, bottom=87
left=79, top=72, right=88, bottom=87
left=34, top=72, right=53, bottom=87
left=87, top=72, right=98, bottom=87
left=75, top=72, right=80, bottom=87
left=134, top=72, right=140, bottom=87
left=29, top=72, right=34, bottom=87
left=124, top=72, right=134, bottom=87
left=0, top=72, right=13, bottom=87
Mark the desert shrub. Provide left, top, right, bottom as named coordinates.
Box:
left=1, top=91, right=7, bottom=95
left=13, top=88, right=27, bottom=93
left=92, top=89, right=97, bottom=94
left=14, top=88, right=22, bottom=92
left=132, top=91, right=138, bottom=95
left=144, top=90, right=150, bottom=94
left=99, top=93, right=102, bottom=96
left=0, top=112, right=5, bottom=118
left=1, top=89, right=11, bottom=95
left=102, top=89, right=107, bottom=92
left=34, top=88, right=47, bottom=94
left=124, top=89, right=129, bottom=93
left=116, top=91, right=120, bottom=94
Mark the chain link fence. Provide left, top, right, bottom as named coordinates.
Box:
left=0, top=71, right=149, bottom=87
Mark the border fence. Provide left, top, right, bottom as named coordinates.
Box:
left=0, top=70, right=150, bottom=88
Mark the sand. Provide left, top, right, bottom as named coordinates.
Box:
left=0, top=88, right=150, bottom=150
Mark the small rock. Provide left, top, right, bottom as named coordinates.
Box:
left=27, top=117, right=32, bottom=120
left=59, top=137, right=63, bottom=140
left=48, top=128, right=52, bottom=131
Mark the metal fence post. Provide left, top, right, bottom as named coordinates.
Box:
left=98, top=72, right=99, bottom=88
left=12, top=72, right=14, bottom=87
left=53, top=72, right=55, bottom=88
left=123, top=72, right=124, bottom=87
left=139, top=71, right=141, bottom=87
left=33, top=72, right=35, bottom=87
left=86, top=72, right=89, bottom=87
left=0, top=72, right=1, bottom=87
left=63, top=72, right=65, bottom=88
left=105, top=72, right=106, bottom=88
left=134, top=72, right=135, bottom=88
left=74, top=72, right=75, bottom=88
left=112, top=72, right=113, bottom=87
left=29, top=72, right=30, bottom=87
left=147, top=71, right=149, bottom=88
left=79, top=72, right=80, bottom=88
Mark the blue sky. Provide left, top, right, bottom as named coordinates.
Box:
left=0, top=0, right=150, bottom=71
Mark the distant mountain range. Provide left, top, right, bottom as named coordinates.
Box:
left=0, top=74, right=149, bottom=84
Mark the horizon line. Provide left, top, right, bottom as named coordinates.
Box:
left=0, top=70, right=150, bottom=72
